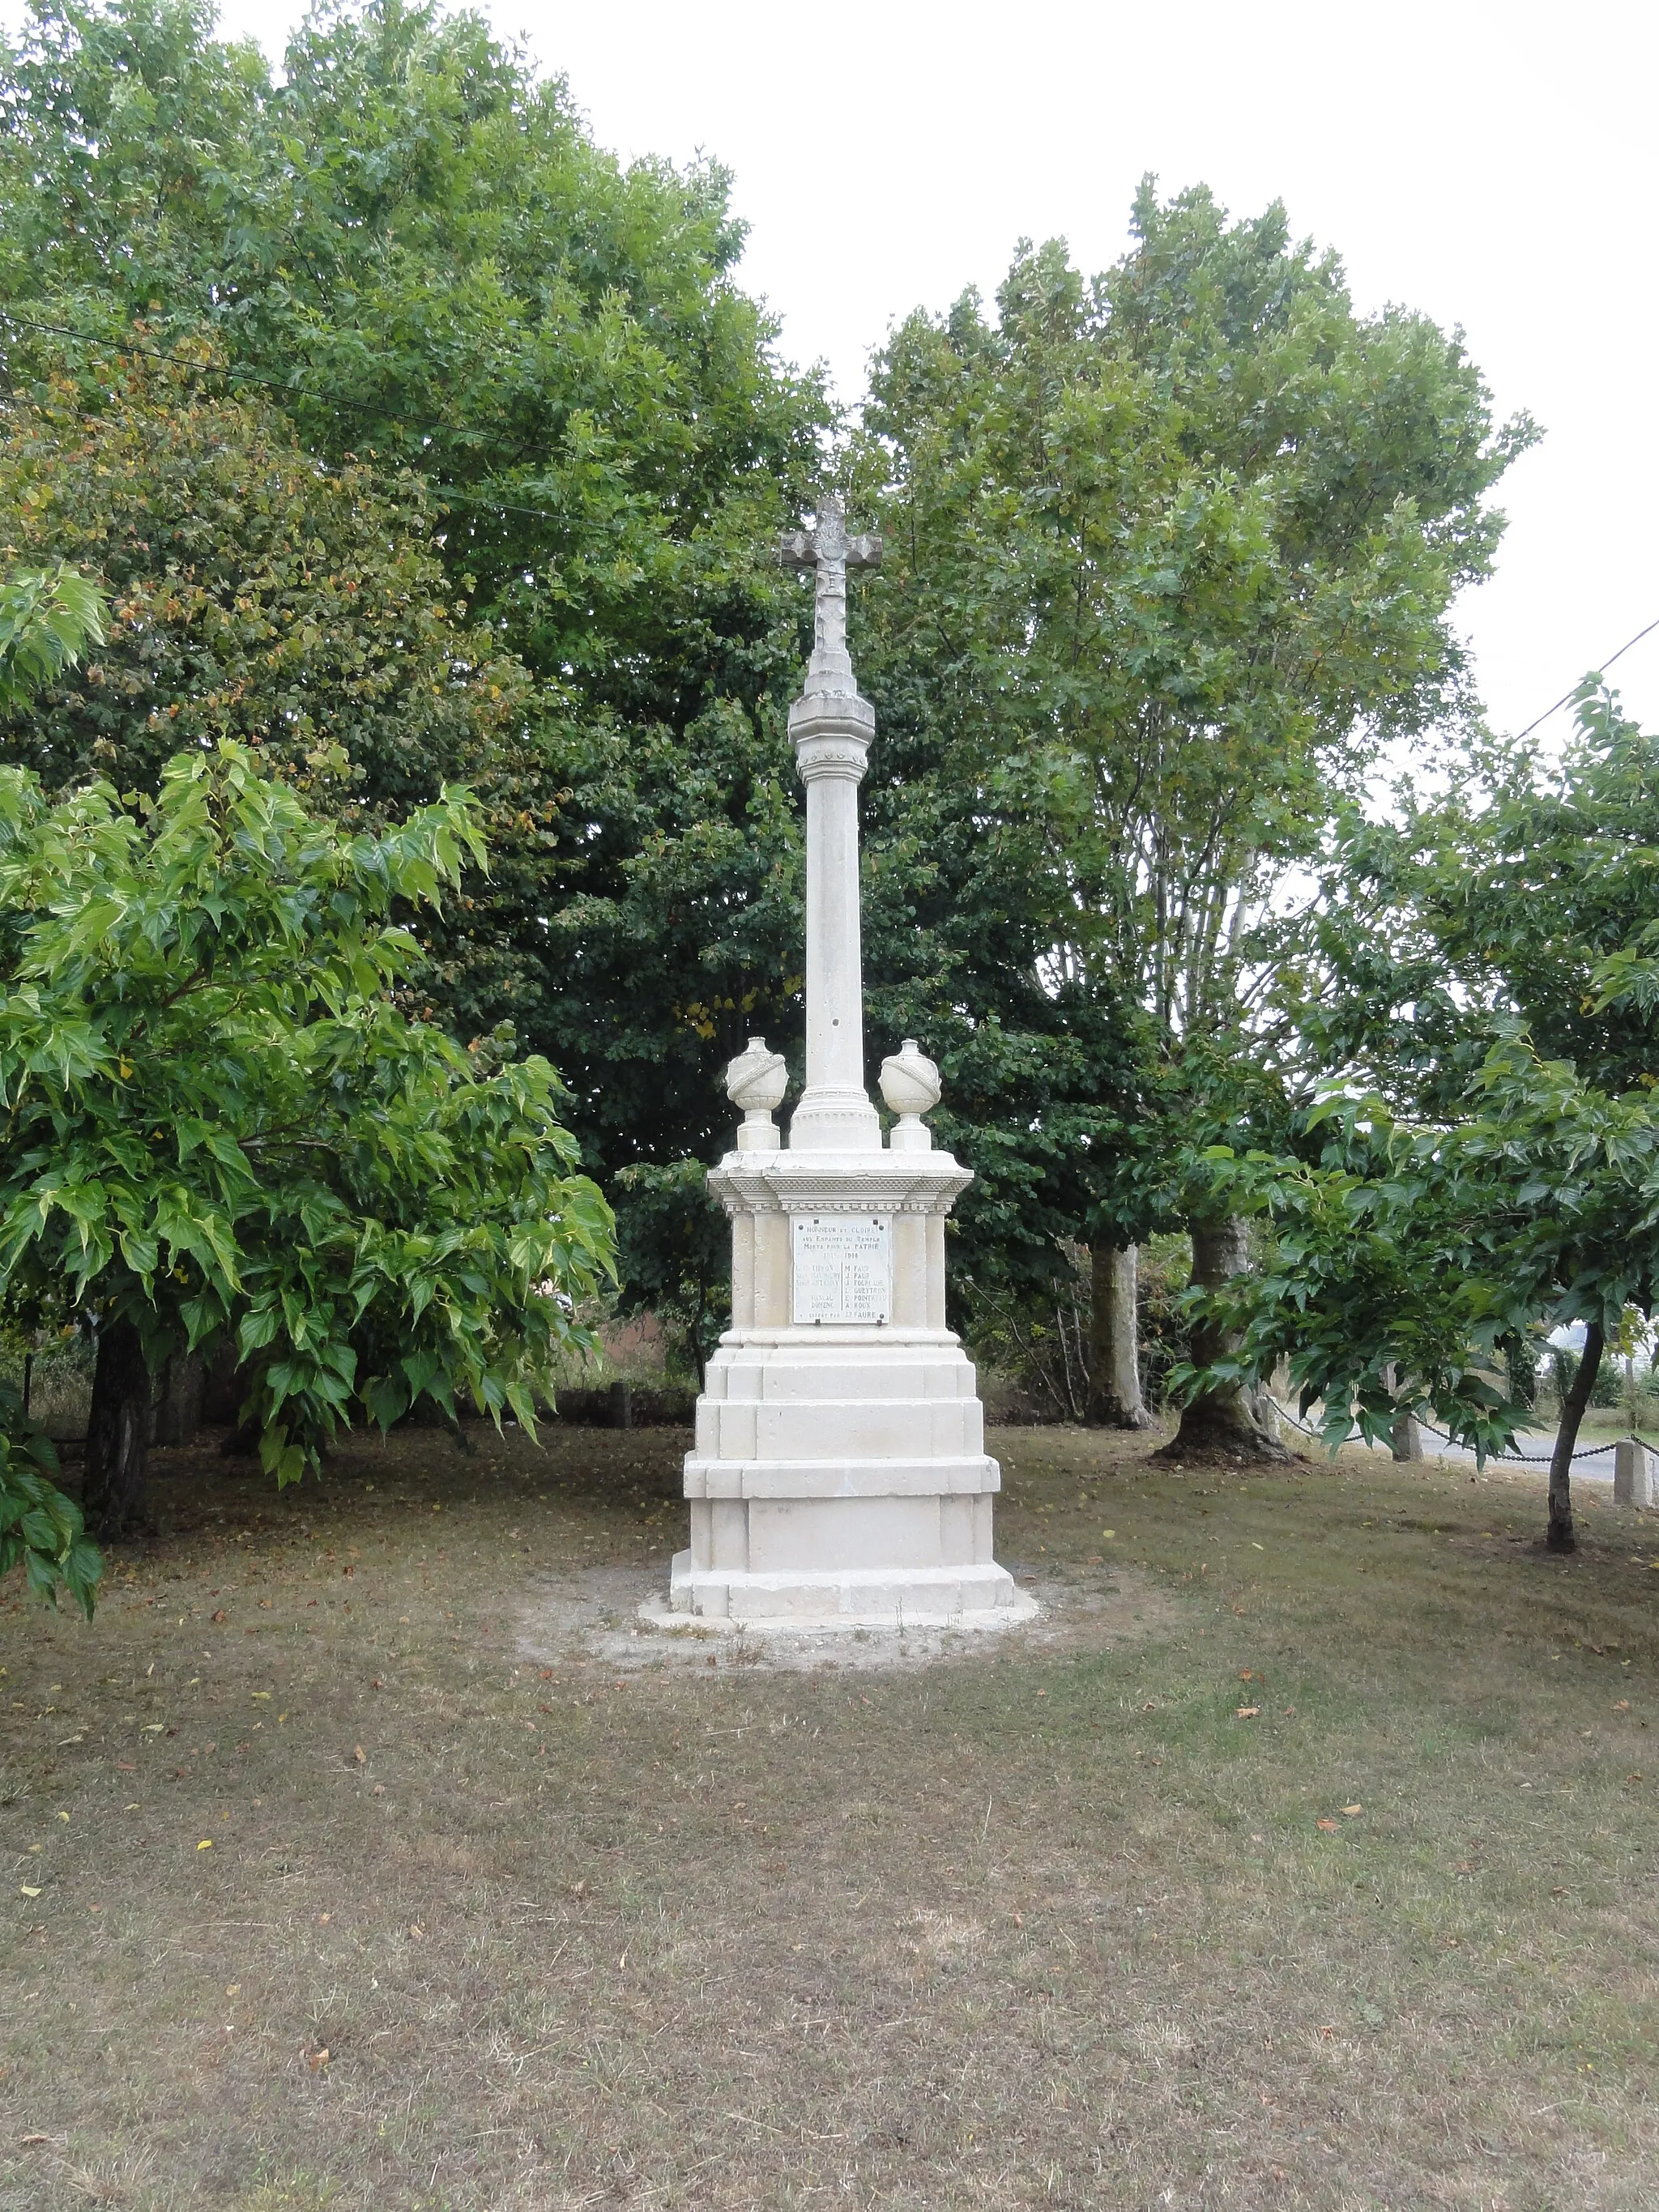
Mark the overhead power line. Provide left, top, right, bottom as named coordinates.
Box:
left=1513, top=614, right=1659, bottom=740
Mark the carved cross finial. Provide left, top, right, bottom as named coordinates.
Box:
left=778, top=497, right=881, bottom=689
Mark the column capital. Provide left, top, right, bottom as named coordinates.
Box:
left=789, top=691, right=875, bottom=784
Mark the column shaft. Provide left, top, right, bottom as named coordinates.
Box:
left=804, top=771, right=866, bottom=1096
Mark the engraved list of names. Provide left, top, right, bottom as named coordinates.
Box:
left=791, top=1215, right=891, bottom=1325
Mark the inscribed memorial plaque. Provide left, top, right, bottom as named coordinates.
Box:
left=792, top=1214, right=891, bottom=1324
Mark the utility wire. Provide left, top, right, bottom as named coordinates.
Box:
left=1513, top=615, right=1659, bottom=740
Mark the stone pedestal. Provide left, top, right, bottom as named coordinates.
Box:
left=648, top=497, right=1030, bottom=1633
left=663, top=1142, right=1030, bottom=1626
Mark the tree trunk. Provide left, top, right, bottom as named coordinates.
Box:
left=1086, top=1242, right=1149, bottom=1428
left=155, top=1350, right=205, bottom=1448
left=83, top=1317, right=153, bottom=1540
left=1546, top=1319, right=1602, bottom=1554
left=1154, top=1217, right=1288, bottom=1462
left=1390, top=1409, right=1424, bottom=1462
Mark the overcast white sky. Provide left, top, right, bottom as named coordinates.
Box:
left=27, top=0, right=1659, bottom=739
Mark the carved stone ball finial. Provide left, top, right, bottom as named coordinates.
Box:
left=726, top=1035, right=788, bottom=1152
left=879, top=1038, right=941, bottom=1153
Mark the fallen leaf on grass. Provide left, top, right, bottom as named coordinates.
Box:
left=1614, top=1700, right=1631, bottom=1711
left=1316, top=1818, right=1340, bottom=1833
left=18, top=2133, right=62, bottom=2147
left=211, top=1610, right=228, bottom=1625
left=1235, top=1707, right=1260, bottom=1719
left=1342, top=1804, right=1363, bottom=1817
left=407, top=1923, right=424, bottom=1939
left=307, top=2048, right=330, bottom=2071
left=352, top=1746, right=365, bottom=1765
left=117, top=1761, right=135, bottom=1773
left=1239, top=1670, right=1260, bottom=1681
left=197, top=1839, right=213, bottom=1851
left=19, top=1885, right=41, bottom=1898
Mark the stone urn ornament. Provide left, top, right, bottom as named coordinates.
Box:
left=878, top=1038, right=940, bottom=1152
left=725, top=1035, right=788, bottom=1151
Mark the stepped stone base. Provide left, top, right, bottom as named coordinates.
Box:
left=645, top=1552, right=1036, bottom=1631
left=654, top=1303, right=1034, bottom=1632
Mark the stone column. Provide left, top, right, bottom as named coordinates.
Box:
left=791, top=709, right=879, bottom=1149
left=780, top=498, right=882, bottom=1155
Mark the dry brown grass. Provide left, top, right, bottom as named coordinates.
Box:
left=3, top=1419, right=1659, bottom=2211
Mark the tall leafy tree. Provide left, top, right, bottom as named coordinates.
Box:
left=0, top=349, right=527, bottom=807
left=0, top=0, right=1149, bottom=1346
left=0, top=742, right=614, bottom=1554
left=1183, top=684, right=1659, bottom=1546
left=0, top=560, right=104, bottom=1614
left=0, top=0, right=830, bottom=1296
left=850, top=186, right=1532, bottom=1448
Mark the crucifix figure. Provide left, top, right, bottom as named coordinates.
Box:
left=778, top=496, right=881, bottom=696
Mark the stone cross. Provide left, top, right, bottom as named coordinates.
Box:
left=778, top=497, right=881, bottom=696
left=778, top=498, right=884, bottom=1150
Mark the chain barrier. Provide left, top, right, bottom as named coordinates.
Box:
left=1273, top=1401, right=1618, bottom=1465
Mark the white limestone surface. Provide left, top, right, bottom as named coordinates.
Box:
left=647, top=499, right=1031, bottom=1632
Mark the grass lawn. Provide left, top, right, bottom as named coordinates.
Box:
left=3, top=1419, right=1657, bottom=2211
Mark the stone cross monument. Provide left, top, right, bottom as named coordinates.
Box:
left=650, top=498, right=1032, bottom=1629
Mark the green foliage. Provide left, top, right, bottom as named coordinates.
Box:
left=0, top=561, right=105, bottom=713
left=0, top=0, right=831, bottom=1255
left=1172, top=1032, right=1659, bottom=1463
left=0, top=1323, right=100, bottom=1617
left=0, top=558, right=105, bottom=1605
left=1290, top=681, right=1659, bottom=1114
left=0, top=742, right=615, bottom=1571
left=0, top=352, right=527, bottom=809
left=850, top=186, right=1533, bottom=1257
left=612, top=1158, right=731, bottom=1386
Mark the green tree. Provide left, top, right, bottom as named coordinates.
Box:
left=0, top=740, right=614, bottom=1559
left=0, top=558, right=104, bottom=1613
left=0, top=0, right=1146, bottom=1361
left=0, top=561, right=105, bottom=712
left=0, top=0, right=831, bottom=1194
left=850, top=186, right=1532, bottom=1451
left=0, top=350, right=527, bottom=809
left=1181, top=684, right=1659, bottom=1546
